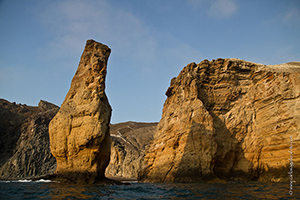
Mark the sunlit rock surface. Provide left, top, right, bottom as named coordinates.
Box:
left=139, top=58, right=300, bottom=183
left=49, top=39, right=112, bottom=184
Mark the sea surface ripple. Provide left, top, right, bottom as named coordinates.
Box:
left=0, top=180, right=298, bottom=199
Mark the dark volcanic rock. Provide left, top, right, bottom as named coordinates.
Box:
left=105, top=122, right=157, bottom=178
left=0, top=99, right=59, bottom=179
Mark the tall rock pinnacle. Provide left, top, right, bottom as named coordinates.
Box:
left=49, top=39, right=112, bottom=184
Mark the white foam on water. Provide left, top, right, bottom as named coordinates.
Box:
left=1, top=179, right=54, bottom=183
left=17, top=179, right=32, bottom=183
left=34, top=179, right=52, bottom=183
left=122, top=180, right=138, bottom=183
left=0, top=180, right=12, bottom=183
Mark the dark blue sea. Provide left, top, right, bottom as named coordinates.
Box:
left=0, top=179, right=299, bottom=199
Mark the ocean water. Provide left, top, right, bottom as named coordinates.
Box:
left=0, top=180, right=299, bottom=199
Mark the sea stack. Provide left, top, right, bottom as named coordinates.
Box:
left=139, top=58, right=300, bottom=183
left=49, top=39, right=112, bottom=184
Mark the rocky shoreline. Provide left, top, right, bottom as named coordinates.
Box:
left=0, top=99, right=58, bottom=179
left=1, top=40, right=299, bottom=184
left=139, top=58, right=300, bottom=183
left=0, top=98, right=155, bottom=184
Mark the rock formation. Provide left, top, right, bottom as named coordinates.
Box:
left=139, top=58, right=300, bottom=183
left=0, top=99, right=155, bottom=181
left=49, top=39, right=112, bottom=184
left=0, top=99, right=58, bottom=179
left=105, top=122, right=157, bottom=179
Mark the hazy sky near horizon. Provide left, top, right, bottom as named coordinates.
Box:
left=0, top=0, right=299, bottom=123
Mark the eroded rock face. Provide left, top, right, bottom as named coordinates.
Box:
left=105, top=122, right=157, bottom=178
left=49, top=39, right=112, bottom=184
left=0, top=99, right=58, bottom=179
left=139, top=58, right=300, bottom=183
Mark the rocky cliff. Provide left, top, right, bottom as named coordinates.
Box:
left=105, top=122, right=157, bottom=179
left=0, top=99, right=156, bottom=181
left=139, top=58, right=300, bottom=183
left=0, top=99, right=59, bottom=179
left=49, top=39, right=112, bottom=184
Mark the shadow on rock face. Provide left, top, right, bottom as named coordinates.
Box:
left=49, top=39, right=112, bottom=184
left=139, top=58, right=300, bottom=183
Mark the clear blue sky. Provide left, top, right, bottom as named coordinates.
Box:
left=0, top=0, right=299, bottom=123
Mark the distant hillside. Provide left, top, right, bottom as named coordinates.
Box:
left=106, top=121, right=158, bottom=178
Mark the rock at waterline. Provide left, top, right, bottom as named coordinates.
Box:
left=49, top=39, right=112, bottom=184
left=139, top=58, right=300, bottom=183
left=0, top=99, right=59, bottom=179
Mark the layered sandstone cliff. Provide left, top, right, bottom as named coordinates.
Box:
left=105, top=122, right=157, bottom=178
left=0, top=99, right=58, bottom=179
left=139, top=58, right=300, bottom=183
left=49, top=40, right=112, bottom=184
